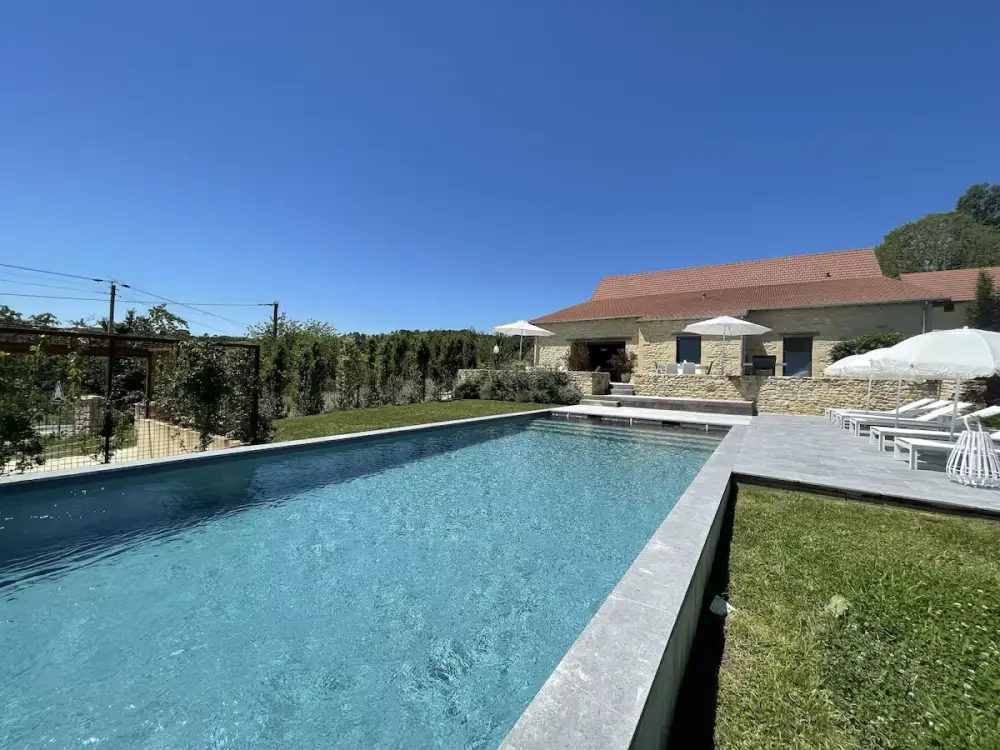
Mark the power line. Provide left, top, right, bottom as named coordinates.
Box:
left=0, top=276, right=111, bottom=295
left=116, top=296, right=244, bottom=336
left=0, top=262, right=106, bottom=283
left=0, top=291, right=109, bottom=302
left=119, top=283, right=254, bottom=329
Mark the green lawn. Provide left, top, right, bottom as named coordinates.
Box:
left=717, top=486, right=1000, bottom=750
left=273, top=400, right=552, bottom=442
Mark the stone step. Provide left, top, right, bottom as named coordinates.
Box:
left=580, top=398, right=619, bottom=407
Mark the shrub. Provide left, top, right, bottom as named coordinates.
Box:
left=829, top=332, right=906, bottom=362
left=608, top=349, right=638, bottom=374
left=454, top=374, right=483, bottom=400
left=453, top=369, right=581, bottom=406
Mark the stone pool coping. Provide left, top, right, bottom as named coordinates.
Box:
left=501, top=424, right=746, bottom=750
left=0, top=408, right=554, bottom=488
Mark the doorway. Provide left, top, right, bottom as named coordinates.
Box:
left=586, top=341, right=626, bottom=379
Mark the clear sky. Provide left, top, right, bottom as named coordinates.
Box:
left=1, top=1, right=997, bottom=335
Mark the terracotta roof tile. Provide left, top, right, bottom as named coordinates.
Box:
left=591, top=248, right=882, bottom=300
left=901, top=267, right=1000, bottom=302
left=535, top=277, right=940, bottom=323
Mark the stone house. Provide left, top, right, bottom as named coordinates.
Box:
left=531, top=248, right=1000, bottom=380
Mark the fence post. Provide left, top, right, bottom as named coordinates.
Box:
left=250, top=344, right=261, bottom=442
left=103, top=282, right=117, bottom=464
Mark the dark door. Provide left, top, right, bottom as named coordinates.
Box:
left=783, top=336, right=813, bottom=377
left=587, top=341, right=625, bottom=378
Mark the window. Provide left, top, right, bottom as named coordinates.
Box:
left=783, top=336, right=813, bottom=377
left=676, top=335, right=701, bottom=364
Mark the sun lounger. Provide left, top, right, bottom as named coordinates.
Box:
left=847, top=403, right=972, bottom=436
left=832, top=399, right=948, bottom=428
left=893, top=434, right=1000, bottom=470
left=868, top=406, right=1000, bottom=450
left=825, top=397, right=934, bottom=423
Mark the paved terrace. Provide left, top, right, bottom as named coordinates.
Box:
left=734, top=414, right=1000, bottom=517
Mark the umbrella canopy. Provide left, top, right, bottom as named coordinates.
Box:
left=824, top=348, right=915, bottom=414
left=871, top=327, right=1000, bottom=435
left=493, top=320, right=554, bottom=338
left=493, top=320, right=554, bottom=359
left=682, top=316, right=771, bottom=375
left=682, top=315, right=771, bottom=337
left=824, top=349, right=900, bottom=380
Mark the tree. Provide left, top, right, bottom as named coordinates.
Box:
left=828, top=332, right=906, bottom=362
left=957, top=183, right=1000, bottom=232
left=967, top=271, right=1000, bottom=331
left=875, top=212, right=1000, bottom=277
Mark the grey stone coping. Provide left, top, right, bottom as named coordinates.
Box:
left=501, top=425, right=747, bottom=750
left=0, top=408, right=554, bottom=489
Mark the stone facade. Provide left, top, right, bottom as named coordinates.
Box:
left=537, top=301, right=930, bottom=377
left=630, top=373, right=942, bottom=416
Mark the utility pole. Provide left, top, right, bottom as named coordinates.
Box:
left=272, top=301, right=279, bottom=340
left=103, top=282, right=117, bottom=464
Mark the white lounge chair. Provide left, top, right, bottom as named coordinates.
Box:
left=656, top=362, right=679, bottom=374
left=832, top=399, right=949, bottom=428
left=680, top=361, right=696, bottom=375
left=868, top=406, right=1000, bottom=451
left=847, top=403, right=973, bottom=436
left=825, top=397, right=934, bottom=423
left=893, top=434, right=1000, bottom=470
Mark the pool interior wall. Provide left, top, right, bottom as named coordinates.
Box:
left=1, top=414, right=722, bottom=749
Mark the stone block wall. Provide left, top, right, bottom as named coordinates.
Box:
left=631, top=373, right=942, bottom=416
left=534, top=319, right=639, bottom=369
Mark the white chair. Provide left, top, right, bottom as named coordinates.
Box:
left=656, top=362, right=679, bottom=375
left=680, top=361, right=696, bottom=375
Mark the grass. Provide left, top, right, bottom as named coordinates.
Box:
left=716, top=486, right=1000, bottom=750
left=273, top=400, right=553, bottom=442
left=42, top=428, right=137, bottom=459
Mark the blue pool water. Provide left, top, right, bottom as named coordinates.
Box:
left=0, top=416, right=721, bottom=749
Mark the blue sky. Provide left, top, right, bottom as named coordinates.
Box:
left=1, top=1, right=997, bottom=335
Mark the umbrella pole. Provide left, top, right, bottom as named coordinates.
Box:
left=519, top=334, right=524, bottom=360
left=721, top=331, right=727, bottom=376
left=950, top=378, right=961, bottom=438
left=866, top=376, right=872, bottom=412
left=896, top=375, right=903, bottom=427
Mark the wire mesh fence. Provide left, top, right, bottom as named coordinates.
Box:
left=0, top=326, right=261, bottom=477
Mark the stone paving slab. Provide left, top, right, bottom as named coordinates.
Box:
left=734, top=414, right=1000, bottom=517
left=552, top=404, right=751, bottom=427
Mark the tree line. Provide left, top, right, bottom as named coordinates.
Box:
left=248, top=316, right=530, bottom=418
left=876, top=183, right=1000, bottom=276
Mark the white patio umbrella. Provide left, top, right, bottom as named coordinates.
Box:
left=871, top=327, right=1000, bottom=436
left=682, top=315, right=772, bottom=375
left=493, top=320, right=554, bottom=359
left=824, top=348, right=915, bottom=417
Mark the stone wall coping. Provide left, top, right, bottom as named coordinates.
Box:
left=500, top=425, right=746, bottom=749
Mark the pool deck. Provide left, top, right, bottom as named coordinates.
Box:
left=551, top=404, right=751, bottom=428
left=735, top=414, right=1000, bottom=517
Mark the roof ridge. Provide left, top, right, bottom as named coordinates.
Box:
left=593, top=247, right=876, bottom=286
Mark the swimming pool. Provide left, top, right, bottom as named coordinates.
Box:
left=1, top=415, right=722, bottom=749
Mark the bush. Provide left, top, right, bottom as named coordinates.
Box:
left=829, top=332, right=906, bottom=362
left=454, top=374, right=483, bottom=400
left=453, top=369, right=581, bottom=406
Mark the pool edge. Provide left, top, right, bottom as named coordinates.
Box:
left=500, top=424, right=747, bottom=750
left=0, top=408, right=554, bottom=489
